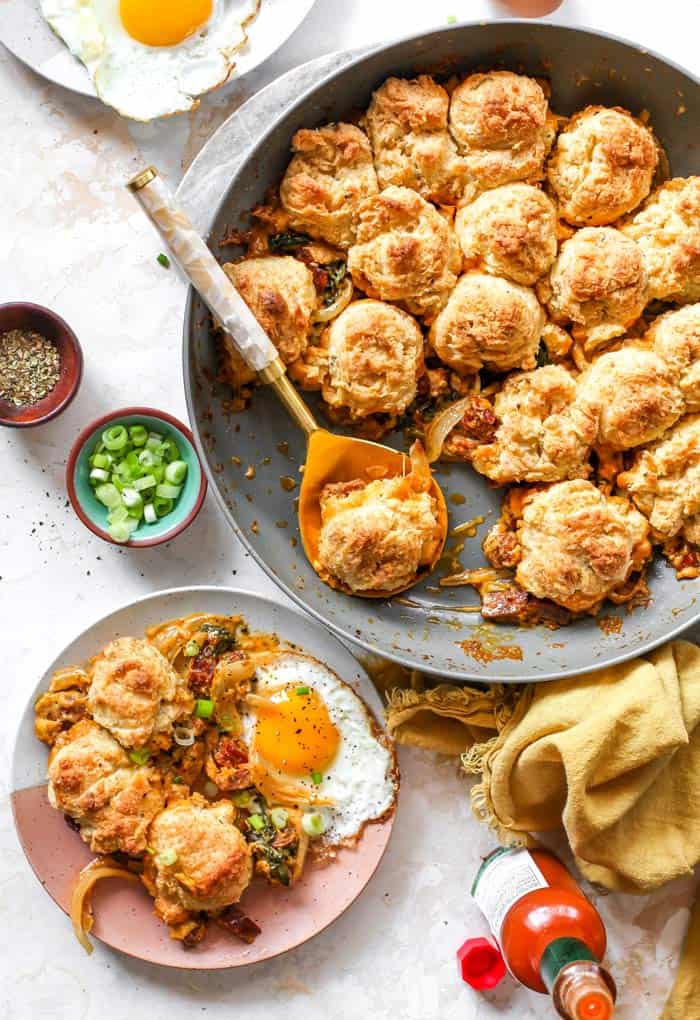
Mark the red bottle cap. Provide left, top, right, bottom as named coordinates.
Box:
left=457, top=937, right=506, bottom=990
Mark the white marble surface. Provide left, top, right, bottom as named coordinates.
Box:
left=1, top=1, right=699, bottom=1017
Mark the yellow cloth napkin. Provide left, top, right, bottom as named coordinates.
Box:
left=384, top=640, right=700, bottom=1017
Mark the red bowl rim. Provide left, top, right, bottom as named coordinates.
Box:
left=0, top=302, right=83, bottom=428
left=66, top=406, right=207, bottom=548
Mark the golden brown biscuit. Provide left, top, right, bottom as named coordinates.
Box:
left=347, top=186, right=461, bottom=319
left=648, top=304, right=700, bottom=411
left=537, top=227, right=648, bottom=347
left=88, top=637, right=193, bottom=749
left=455, top=183, right=558, bottom=285
left=620, top=177, right=700, bottom=303
left=429, top=272, right=544, bottom=375
left=364, top=75, right=470, bottom=205
left=321, top=299, right=424, bottom=418
left=224, top=256, right=316, bottom=365
left=515, top=479, right=651, bottom=612
left=547, top=105, right=658, bottom=226
left=279, top=123, right=378, bottom=248
left=146, top=795, right=253, bottom=926
left=448, top=71, right=554, bottom=191
left=578, top=346, right=684, bottom=450
left=471, top=365, right=597, bottom=483
left=48, top=720, right=163, bottom=855
left=317, top=445, right=442, bottom=593
left=618, top=415, right=700, bottom=544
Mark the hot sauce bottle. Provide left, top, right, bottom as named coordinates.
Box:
left=470, top=847, right=617, bottom=1019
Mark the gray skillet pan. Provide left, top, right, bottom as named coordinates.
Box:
left=183, top=21, right=700, bottom=683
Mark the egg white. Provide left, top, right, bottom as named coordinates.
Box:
left=40, top=0, right=259, bottom=120
left=241, top=653, right=398, bottom=845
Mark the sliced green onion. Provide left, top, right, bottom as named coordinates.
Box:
left=143, top=503, right=157, bottom=524
left=102, top=425, right=128, bottom=451
left=165, top=460, right=188, bottom=485
left=95, top=483, right=121, bottom=508
left=133, top=474, right=156, bottom=492
left=195, top=698, right=214, bottom=719
left=296, top=686, right=310, bottom=696
left=91, top=452, right=111, bottom=469
left=152, top=464, right=165, bottom=484
left=248, top=813, right=265, bottom=831
left=310, top=771, right=323, bottom=786
left=138, top=449, right=156, bottom=468
left=129, top=748, right=151, bottom=765
left=156, top=482, right=181, bottom=500
left=156, top=848, right=177, bottom=867
left=157, top=253, right=170, bottom=268
left=232, top=790, right=252, bottom=807
left=153, top=496, right=173, bottom=517
left=122, top=488, right=143, bottom=510
left=89, top=467, right=110, bottom=483
left=270, top=808, right=289, bottom=830
left=184, top=640, right=200, bottom=657
left=302, top=812, right=326, bottom=837
left=129, top=424, right=148, bottom=447
left=107, top=505, right=129, bottom=525
left=109, top=518, right=138, bottom=543
left=171, top=776, right=183, bottom=785
left=159, top=438, right=179, bottom=463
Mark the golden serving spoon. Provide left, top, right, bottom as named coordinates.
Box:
left=127, top=166, right=447, bottom=597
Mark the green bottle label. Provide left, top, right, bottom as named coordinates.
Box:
left=540, top=937, right=598, bottom=992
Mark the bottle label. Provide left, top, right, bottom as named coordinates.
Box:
left=472, top=848, right=548, bottom=943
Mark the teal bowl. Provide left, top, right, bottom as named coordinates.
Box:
left=66, top=407, right=207, bottom=547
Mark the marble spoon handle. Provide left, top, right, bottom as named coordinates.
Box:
left=127, top=165, right=278, bottom=373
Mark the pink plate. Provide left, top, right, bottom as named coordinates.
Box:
left=11, top=586, right=396, bottom=968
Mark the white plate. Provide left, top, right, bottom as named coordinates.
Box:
left=11, top=585, right=396, bottom=968
left=0, top=0, right=317, bottom=103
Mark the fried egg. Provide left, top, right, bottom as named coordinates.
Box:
left=40, top=0, right=260, bottom=121
left=242, top=653, right=397, bottom=845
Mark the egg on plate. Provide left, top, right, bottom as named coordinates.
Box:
left=40, top=0, right=261, bottom=120
left=242, top=652, right=397, bottom=846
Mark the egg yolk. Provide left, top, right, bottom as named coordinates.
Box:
left=120, top=0, right=213, bottom=47
left=254, top=686, right=340, bottom=776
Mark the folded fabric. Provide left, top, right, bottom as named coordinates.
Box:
left=384, top=640, right=700, bottom=1018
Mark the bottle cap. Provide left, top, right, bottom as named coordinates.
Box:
left=456, top=937, right=506, bottom=990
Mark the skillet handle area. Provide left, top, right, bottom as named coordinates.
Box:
left=127, top=166, right=278, bottom=374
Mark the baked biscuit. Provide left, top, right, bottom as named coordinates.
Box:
left=429, top=272, right=544, bottom=375
left=620, top=177, right=700, bottom=303
left=146, top=795, right=253, bottom=926
left=455, top=183, right=558, bottom=285
left=348, top=186, right=461, bottom=319
left=279, top=123, right=379, bottom=248
left=448, top=71, right=554, bottom=191
left=48, top=719, right=163, bottom=855
left=648, top=304, right=700, bottom=411
left=471, top=365, right=597, bottom=483
left=514, top=479, right=651, bottom=612
left=578, top=346, right=684, bottom=450
left=321, top=299, right=424, bottom=418
left=547, top=106, right=658, bottom=225
left=224, top=256, right=316, bottom=365
left=317, top=444, right=442, bottom=593
left=618, top=414, right=700, bottom=545
left=364, top=75, right=470, bottom=205
left=88, top=637, right=193, bottom=749
left=538, top=227, right=648, bottom=347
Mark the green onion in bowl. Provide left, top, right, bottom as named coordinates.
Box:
left=87, top=424, right=189, bottom=543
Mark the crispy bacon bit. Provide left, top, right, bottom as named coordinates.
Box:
left=460, top=397, right=499, bottom=443
left=481, top=588, right=529, bottom=621
left=218, top=906, right=261, bottom=944
left=271, top=827, right=297, bottom=849
left=188, top=646, right=217, bottom=696
left=182, top=922, right=207, bottom=948
left=220, top=226, right=250, bottom=247
left=64, top=814, right=81, bottom=833
left=483, top=526, right=521, bottom=570
left=213, top=737, right=248, bottom=769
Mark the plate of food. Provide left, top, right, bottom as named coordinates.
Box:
left=11, top=586, right=397, bottom=968
left=181, top=21, right=700, bottom=682
left=0, top=0, right=317, bottom=120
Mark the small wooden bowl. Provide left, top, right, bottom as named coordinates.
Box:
left=0, top=302, right=83, bottom=427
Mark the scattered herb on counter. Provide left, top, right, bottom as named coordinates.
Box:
left=157, top=253, right=171, bottom=268
left=0, top=328, right=61, bottom=407
left=88, top=423, right=189, bottom=543
left=447, top=14, right=457, bottom=24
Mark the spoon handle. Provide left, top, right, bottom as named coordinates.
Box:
left=127, top=166, right=317, bottom=436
